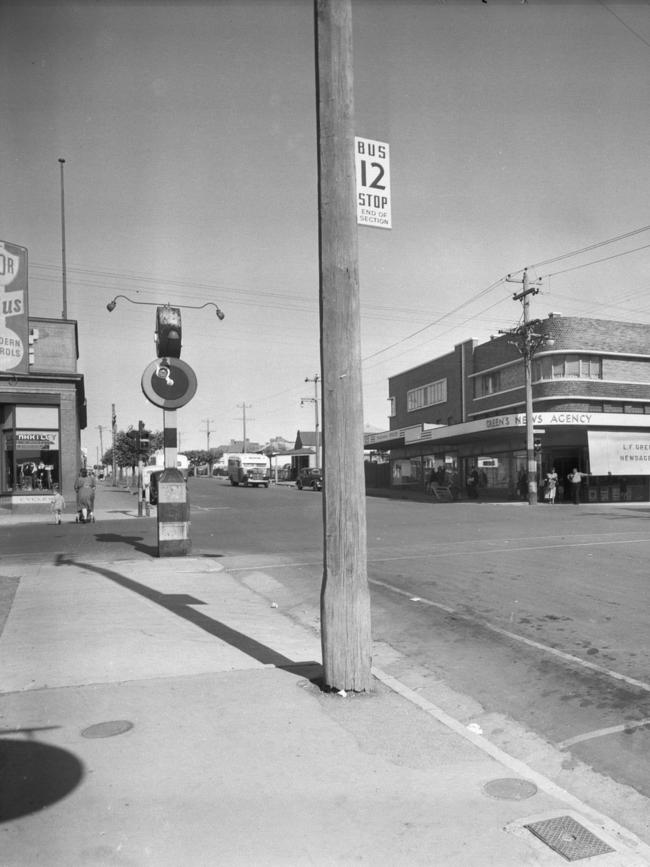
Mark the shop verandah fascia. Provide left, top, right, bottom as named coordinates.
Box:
left=364, top=411, right=650, bottom=502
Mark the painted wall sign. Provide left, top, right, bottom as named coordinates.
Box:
left=0, top=240, right=29, bottom=374
left=12, top=431, right=60, bottom=450
left=588, top=431, right=650, bottom=476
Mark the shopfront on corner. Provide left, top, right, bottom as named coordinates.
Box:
left=0, top=239, right=86, bottom=513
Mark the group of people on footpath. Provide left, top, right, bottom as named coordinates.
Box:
left=49, top=467, right=97, bottom=524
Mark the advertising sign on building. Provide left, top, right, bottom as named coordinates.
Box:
left=355, top=137, right=391, bottom=229
left=13, top=431, right=60, bottom=451
left=0, top=240, right=29, bottom=374
left=588, top=431, right=650, bottom=475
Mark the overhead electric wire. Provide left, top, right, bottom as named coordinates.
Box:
left=508, top=224, right=650, bottom=275
left=361, top=276, right=508, bottom=364
left=542, top=242, right=650, bottom=279
left=598, top=1, right=650, bottom=49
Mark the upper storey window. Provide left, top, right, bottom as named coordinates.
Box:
left=473, top=371, right=501, bottom=398
left=534, top=355, right=602, bottom=381
left=407, top=378, right=447, bottom=412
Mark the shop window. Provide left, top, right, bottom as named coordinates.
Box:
left=391, top=456, right=423, bottom=486
left=3, top=405, right=61, bottom=493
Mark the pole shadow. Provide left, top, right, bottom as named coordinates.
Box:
left=54, top=554, right=321, bottom=681
left=92, top=532, right=158, bottom=557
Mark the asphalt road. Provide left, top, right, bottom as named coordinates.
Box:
left=4, top=477, right=650, bottom=836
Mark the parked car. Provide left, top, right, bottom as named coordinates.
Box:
left=296, top=467, right=322, bottom=491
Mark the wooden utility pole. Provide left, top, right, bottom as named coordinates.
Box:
left=236, top=403, right=252, bottom=451
left=505, top=269, right=542, bottom=505
left=315, top=0, right=372, bottom=692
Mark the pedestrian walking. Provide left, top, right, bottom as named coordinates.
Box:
left=567, top=467, right=588, bottom=504
left=50, top=486, right=65, bottom=524
left=74, top=468, right=96, bottom=522
left=543, top=472, right=557, bottom=504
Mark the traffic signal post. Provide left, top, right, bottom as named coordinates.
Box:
left=107, top=294, right=224, bottom=556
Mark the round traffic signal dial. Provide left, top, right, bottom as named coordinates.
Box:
left=141, top=359, right=198, bottom=409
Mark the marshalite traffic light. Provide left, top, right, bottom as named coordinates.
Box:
left=155, top=305, right=182, bottom=358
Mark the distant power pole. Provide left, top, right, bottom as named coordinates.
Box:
left=236, top=403, right=252, bottom=451
left=302, top=374, right=321, bottom=467
left=201, top=418, right=215, bottom=451
left=111, top=404, right=117, bottom=486
left=96, top=425, right=106, bottom=465
left=315, top=0, right=372, bottom=692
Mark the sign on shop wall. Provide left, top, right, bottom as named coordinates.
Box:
left=12, top=432, right=60, bottom=450
left=0, top=240, right=29, bottom=375
left=588, top=431, right=650, bottom=475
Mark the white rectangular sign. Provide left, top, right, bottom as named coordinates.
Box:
left=355, top=137, right=391, bottom=229
left=588, top=430, right=650, bottom=475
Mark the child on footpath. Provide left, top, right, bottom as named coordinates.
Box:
left=50, top=486, right=65, bottom=524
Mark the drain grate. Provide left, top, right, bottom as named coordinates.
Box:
left=525, top=816, right=614, bottom=861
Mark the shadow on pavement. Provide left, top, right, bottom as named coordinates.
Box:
left=54, top=554, right=321, bottom=678
left=0, top=735, right=84, bottom=822
left=92, top=532, right=158, bottom=558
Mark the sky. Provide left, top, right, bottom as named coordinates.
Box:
left=2, top=0, right=649, bottom=462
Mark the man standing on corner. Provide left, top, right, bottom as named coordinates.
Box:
left=567, top=467, right=588, bottom=504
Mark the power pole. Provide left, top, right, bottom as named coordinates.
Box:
left=315, top=0, right=372, bottom=692
left=503, top=269, right=549, bottom=505
left=302, top=374, right=321, bottom=467
left=236, top=403, right=252, bottom=451
left=201, top=418, right=215, bottom=451
left=96, top=425, right=106, bottom=466
left=111, top=404, right=118, bottom=486
left=58, top=158, right=68, bottom=320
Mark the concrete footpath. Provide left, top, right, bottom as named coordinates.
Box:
left=1, top=491, right=650, bottom=865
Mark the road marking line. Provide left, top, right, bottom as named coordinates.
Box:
left=558, top=718, right=650, bottom=750
left=369, top=578, right=650, bottom=696
left=366, top=537, right=650, bottom=561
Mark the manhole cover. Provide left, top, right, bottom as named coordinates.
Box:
left=525, top=815, right=614, bottom=861
left=483, top=777, right=538, bottom=800
left=81, top=720, right=134, bottom=739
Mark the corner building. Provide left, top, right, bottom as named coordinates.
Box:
left=0, top=318, right=86, bottom=512
left=365, top=315, right=650, bottom=502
